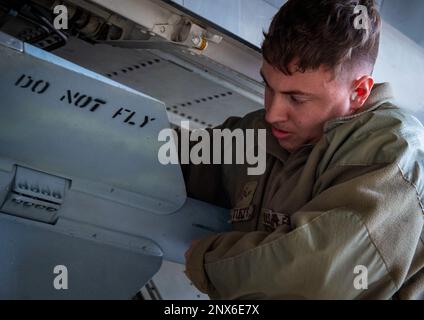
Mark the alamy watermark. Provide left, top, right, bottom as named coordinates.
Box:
left=53, top=265, right=68, bottom=290
left=353, top=265, right=368, bottom=290
left=158, top=121, right=267, bottom=176
left=53, top=5, right=68, bottom=30
left=353, top=5, right=370, bottom=30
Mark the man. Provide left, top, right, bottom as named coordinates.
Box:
left=183, top=0, right=424, bottom=299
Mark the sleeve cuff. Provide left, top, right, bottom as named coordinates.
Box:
left=184, top=234, right=222, bottom=295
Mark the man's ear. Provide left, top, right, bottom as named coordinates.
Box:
left=350, top=76, right=374, bottom=113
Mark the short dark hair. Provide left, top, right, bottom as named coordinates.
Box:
left=262, top=0, right=381, bottom=76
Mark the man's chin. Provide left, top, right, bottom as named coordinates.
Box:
left=277, top=139, right=297, bottom=153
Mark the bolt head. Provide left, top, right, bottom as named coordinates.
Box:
left=192, top=36, right=201, bottom=45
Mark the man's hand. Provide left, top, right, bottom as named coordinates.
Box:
left=185, top=239, right=201, bottom=262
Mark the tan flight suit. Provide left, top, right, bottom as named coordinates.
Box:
left=183, top=83, right=424, bottom=300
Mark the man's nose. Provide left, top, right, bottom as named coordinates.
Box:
left=265, top=96, right=289, bottom=124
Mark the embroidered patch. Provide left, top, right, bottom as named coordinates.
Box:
left=235, top=181, right=258, bottom=208
left=230, top=205, right=255, bottom=223
left=262, top=208, right=291, bottom=231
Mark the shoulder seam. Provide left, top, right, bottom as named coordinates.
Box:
left=397, top=164, right=424, bottom=215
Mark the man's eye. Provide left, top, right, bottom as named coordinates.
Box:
left=290, top=95, right=306, bottom=105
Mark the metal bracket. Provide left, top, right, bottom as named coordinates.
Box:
left=149, top=17, right=222, bottom=52
left=0, top=166, right=68, bottom=224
